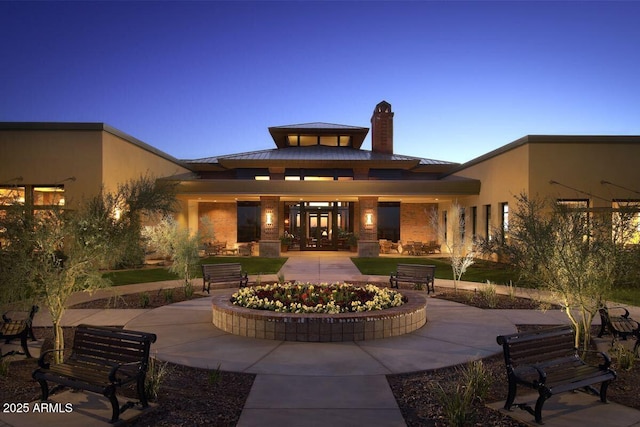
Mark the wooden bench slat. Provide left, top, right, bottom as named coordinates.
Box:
left=597, top=306, right=640, bottom=358
left=497, top=325, right=616, bottom=424
left=202, top=263, right=248, bottom=293
left=32, top=324, right=157, bottom=423
left=390, top=264, right=435, bottom=294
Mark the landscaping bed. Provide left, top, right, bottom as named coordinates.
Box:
left=3, top=286, right=638, bottom=426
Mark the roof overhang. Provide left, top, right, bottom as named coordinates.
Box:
left=169, top=178, right=480, bottom=203
left=268, top=123, right=370, bottom=149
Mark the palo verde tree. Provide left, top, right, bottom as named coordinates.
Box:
left=504, top=193, right=620, bottom=352
left=0, top=176, right=177, bottom=363
left=429, top=201, right=475, bottom=292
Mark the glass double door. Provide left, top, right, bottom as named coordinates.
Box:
left=287, top=202, right=352, bottom=251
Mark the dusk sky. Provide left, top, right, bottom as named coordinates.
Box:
left=2, top=1, right=639, bottom=164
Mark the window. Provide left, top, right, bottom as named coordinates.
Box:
left=286, top=134, right=352, bottom=147
left=500, top=202, right=509, bottom=241
left=377, top=202, right=399, bottom=241
left=484, top=204, right=491, bottom=239
left=237, top=202, right=261, bottom=242
left=471, top=206, right=477, bottom=238
left=612, top=200, right=640, bottom=245
left=34, top=186, right=65, bottom=206
left=443, top=210, right=448, bottom=241
left=459, top=207, right=466, bottom=242
left=0, top=186, right=26, bottom=205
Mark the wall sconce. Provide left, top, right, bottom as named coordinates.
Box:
left=265, top=212, right=273, bottom=226
left=364, top=210, right=374, bottom=229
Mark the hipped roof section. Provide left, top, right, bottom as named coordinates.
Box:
left=184, top=145, right=457, bottom=173
left=268, top=122, right=369, bottom=149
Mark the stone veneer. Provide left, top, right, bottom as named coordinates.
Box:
left=211, top=290, right=427, bottom=342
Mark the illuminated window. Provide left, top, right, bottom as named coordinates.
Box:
left=286, top=134, right=352, bottom=147
left=303, top=176, right=333, bottom=181
left=612, top=200, right=640, bottom=245
left=0, top=187, right=26, bottom=205
left=500, top=202, right=508, bottom=232
left=299, top=135, right=317, bottom=146
left=34, top=186, right=65, bottom=206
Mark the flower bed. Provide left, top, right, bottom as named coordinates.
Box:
left=213, top=284, right=428, bottom=342
left=230, top=282, right=406, bottom=314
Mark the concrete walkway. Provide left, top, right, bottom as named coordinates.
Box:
left=2, top=252, right=640, bottom=427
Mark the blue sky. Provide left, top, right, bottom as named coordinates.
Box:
left=2, top=1, right=639, bottom=164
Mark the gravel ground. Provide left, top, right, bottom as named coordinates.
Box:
left=1, top=286, right=637, bottom=426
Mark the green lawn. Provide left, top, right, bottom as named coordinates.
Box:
left=103, top=255, right=640, bottom=307
left=103, top=257, right=287, bottom=286
left=351, top=257, right=521, bottom=286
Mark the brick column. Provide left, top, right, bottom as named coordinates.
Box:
left=358, top=196, right=379, bottom=257
left=259, top=196, right=280, bottom=257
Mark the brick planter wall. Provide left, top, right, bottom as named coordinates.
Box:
left=211, top=290, right=427, bottom=342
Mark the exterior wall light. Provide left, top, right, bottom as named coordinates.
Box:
left=364, top=211, right=374, bottom=229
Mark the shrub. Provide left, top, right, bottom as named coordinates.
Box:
left=613, top=342, right=635, bottom=371
left=433, top=383, right=474, bottom=427
left=460, top=360, right=492, bottom=402
left=478, top=281, right=499, bottom=308
left=145, top=356, right=171, bottom=401
left=139, top=292, right=150, bottom=308
left=162, top=288, right=174, bottom=304
left=184, top=282, right=194, bottom=299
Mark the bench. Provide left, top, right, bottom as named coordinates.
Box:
left=1, top=305, right=38, bottom=359
left=202, top=263, right=248, bottom=293
left=496, top=325, right=617, bottom=424
left=32, top=324, right=157, bottom=423
left=598, top=306, right=640, bottom=356
left=390, top=264, right=435, bottom=293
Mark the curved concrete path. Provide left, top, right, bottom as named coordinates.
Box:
left=125, top=295, right=515, bottom=375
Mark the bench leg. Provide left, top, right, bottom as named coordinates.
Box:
left=19, top=333, right=32, bottom=358
left=137, top=374, right=149, bottom=408
left=534, top=393, right=549, bottom=424
left=34, top=375, right=50, bottom=402
left=103, top=386, right=120, bottom=423
left=504, top=379, right=517, bottom=410
left=599, top=380, right=612, bottom=403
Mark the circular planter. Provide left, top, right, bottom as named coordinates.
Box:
left=211, top=289, right=427, bottom=342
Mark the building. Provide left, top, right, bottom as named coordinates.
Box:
left=2, top=101, right=640, bottom=257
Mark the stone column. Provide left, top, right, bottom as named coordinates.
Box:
left=259, top=196, right=280, bottom=257
left=358, top=196, right=379, bottom=257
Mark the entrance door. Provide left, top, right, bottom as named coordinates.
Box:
left=305, top=209, right=333, bottom=250
left=286, top=202, right=352, bottom=251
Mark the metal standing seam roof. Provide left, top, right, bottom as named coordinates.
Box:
left=183, top=146, right=455, bottom=165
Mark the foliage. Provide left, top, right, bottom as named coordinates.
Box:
left=107, top=174, right=177, bottom=269
left=428, top=202, right=475, bottom=292
left=478, top=281, right=499, bottom=309
left=208, top=363, right=222, bottom=385
left=0, top=358, right=9, bottom=377
left=139, top=292, right=151, bottom=308
left=502, top=193, right=620, bottom=351
left=612, top=342, right=636, bottom=371
left=231, top=282, right=406, bottom=314
left=432, top=360, right=492, bottom=426
left=460, top=360, right=492, bottom=402
left=145, top=356, right=171, bottom=401
left=0, top=176, right=177, bottom=363
left=143, top=216, right=201, bottom=287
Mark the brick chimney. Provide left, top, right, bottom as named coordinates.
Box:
left=371, top=100, right=394, bottom=154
